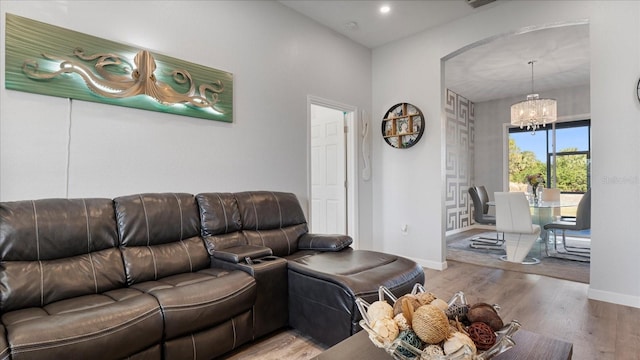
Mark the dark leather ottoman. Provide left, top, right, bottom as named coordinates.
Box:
left=287, top=249, right=425, bottom=346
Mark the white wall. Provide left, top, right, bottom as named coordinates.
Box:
left=474, top=84, right=591, bottom=198
left=3, top=0, right=639, bottom=308
left=0, top=1, right=374, bottom=247
left=373, top=1, right=640, bottom=307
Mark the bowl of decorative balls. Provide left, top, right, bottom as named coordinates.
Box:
left=355, top=284, right=521, bottom=360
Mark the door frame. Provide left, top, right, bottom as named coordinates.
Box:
left=307, top=95, right=359, bottom=249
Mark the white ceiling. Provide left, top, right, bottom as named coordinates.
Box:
left=278, top=0, right=590, bottom=103
left=278, top=0, right=492, bottom=49
left=445, top=24, right=590, bottom=102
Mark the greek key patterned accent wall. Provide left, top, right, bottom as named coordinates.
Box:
left=445, top=89, right=475, bottom=232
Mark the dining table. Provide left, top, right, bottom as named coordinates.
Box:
left=487, top=199, right=577, bottom=228
left=528, top=200, right=577, bottom=230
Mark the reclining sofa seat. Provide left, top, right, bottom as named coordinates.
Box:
left=197, top=191, right=425, bottom=347
left=196, top=191, right=355, bottom=339
left=195, top=192, right=299, bottom=339
left=0, top=198, right=163, bottom=360
left=113, top=193, right=257, bottom=359
left=197, top=191, right=348, bottom=260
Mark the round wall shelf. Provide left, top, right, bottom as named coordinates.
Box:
left=381, top=103, right=425, bottom=149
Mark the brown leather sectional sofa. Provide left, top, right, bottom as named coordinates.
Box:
left=0, top=191, right=424, bottom=359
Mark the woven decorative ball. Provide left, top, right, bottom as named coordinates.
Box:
left=395, top=330, right=424, bottom=358
left=431, top=298, right=449, bottom=312
left=467, top=303, right=503, bottom=331
left=370, top=318, right=399, bottom=346
left=412, top=304, right=450, bottom=344
left=367, top=300, right=394, bottom=322
left=394, top=313, right=411, bottom=331
left=393, top=294, right=420, bottom=316
left=443, top=331, right=477, bottom=355
left=415, top=292, right=437, bottom=306
left=446, top=303, right=469, bottom=321
left=467, top=322, right=497, bottom=351
left=422, top=344, right=445, bottom=358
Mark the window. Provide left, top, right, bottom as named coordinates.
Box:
left=508, top=120, right=591, bottom=194
left=549, top=122, right=590, bottom=193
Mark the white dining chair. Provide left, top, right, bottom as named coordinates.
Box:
left=494, top=192, right=541, bottom=264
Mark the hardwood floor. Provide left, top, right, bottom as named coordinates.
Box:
left=222, top=261, right=640, bottom=360
left=223, top=329, right=326, bottom=360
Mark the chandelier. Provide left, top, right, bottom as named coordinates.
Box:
left=510, top=60, right=557, bottom=134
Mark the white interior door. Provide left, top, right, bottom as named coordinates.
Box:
left=310, top=104, right=346, bottom=234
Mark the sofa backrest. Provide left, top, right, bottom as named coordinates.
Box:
left=234, top=191, right=308, bottom=257
left=195, top=192, right=246, bottom=253
left=195, top=191, right=309, bottom=257
left=0, top=198, right=124, bottom=312
left=114, top=193, right=209, bottom=285
left=196, top=192, right=242, bottom=237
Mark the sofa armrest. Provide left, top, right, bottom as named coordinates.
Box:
left=212, top=245, right=273, bottom=263
left=298, top=233, right=353, bottom=252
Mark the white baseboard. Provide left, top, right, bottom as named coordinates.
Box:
left=407, top=256, right=448, bottom=271
left=588, top=287, right=640, bottom=309
left=445, top=227, right=471, bottom=236
left=446, top=225, right=496, bottom=237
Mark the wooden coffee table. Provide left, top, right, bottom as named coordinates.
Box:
left=313, top=329, right=573, bottom=360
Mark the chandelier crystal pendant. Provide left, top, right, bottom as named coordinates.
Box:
left=510, top=60, right=557, bottom=134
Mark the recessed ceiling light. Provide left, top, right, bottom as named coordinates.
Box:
left=380, top=5, right=391, bottom=14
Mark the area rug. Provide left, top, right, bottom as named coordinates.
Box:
left=447, top=231, right=590, bottom=284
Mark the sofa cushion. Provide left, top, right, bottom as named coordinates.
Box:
left=288, top=250, right=424, bottom=292
left=120, top=237, right=210, bottom=286
left=2, top=289, right=163, bottom=360
left=235, top=191, right=307, bottom=230
left=0, top=325, right=8, bottom=360
left=115, top=193, right=200, bottom=246
left=0, top=198, right=125, bottom=312
left=163, top=310, right=254, bottom=360
left=1, top=249, right=126, bottom=312
left=197, top=191, right=311, bottom=257
left=284, top=249, right=323, bottom=261
left=243, top=224, right=307, bottom=257
left=114, top=193, right=210, bottom=285
left=0, top=198, right=118, bottom=260
left=131, top=269, right=257, bottom=340
left=128, top=345, right=161, bottom=360
left=195, top=193, right=242, bottom=236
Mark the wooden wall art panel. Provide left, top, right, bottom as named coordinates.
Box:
left=5, top=13, right=233, bottom=122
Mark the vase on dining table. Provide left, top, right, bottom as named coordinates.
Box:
left=527, top=184, right=538, bottom=204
